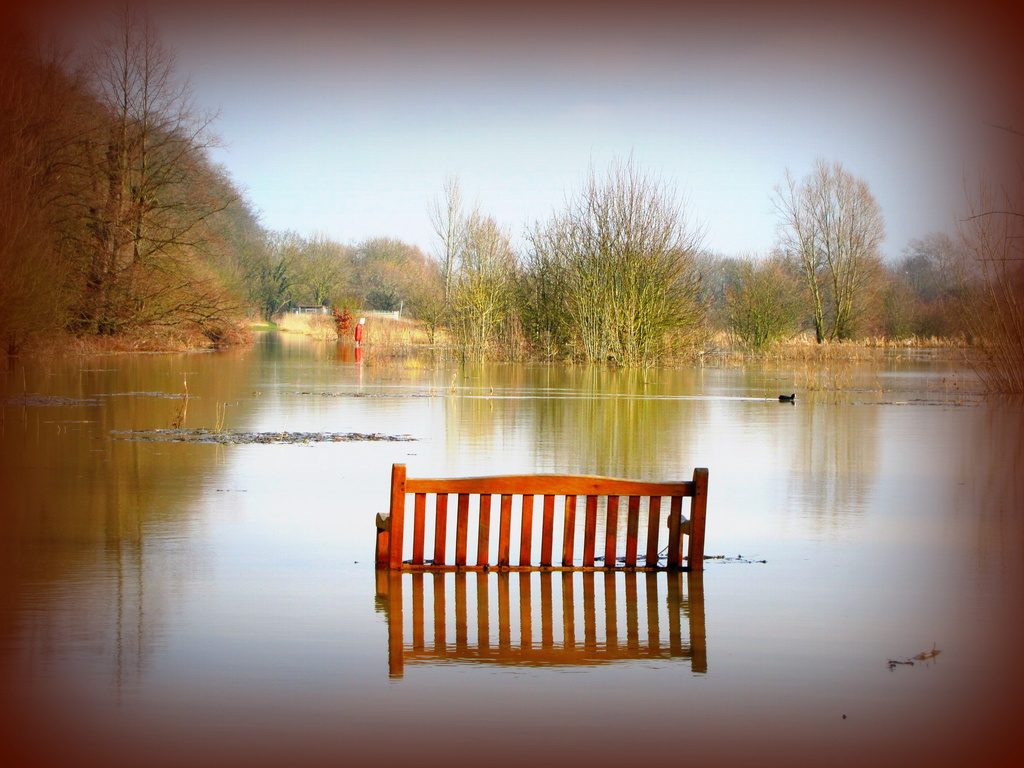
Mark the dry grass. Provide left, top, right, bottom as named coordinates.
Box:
left=697, top=331, right=968, bottom=366
left=361, top=315, right=434, bottom=346
left=275, top=313, right=437, bottom=345
left=8, top=325, right=251, bottom=357
left=276, top=312, right=338, bottom=340
left=274, top=312, right=441, bottom=365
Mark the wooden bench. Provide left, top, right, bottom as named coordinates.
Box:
left=375, top=464, right=708, bottom=571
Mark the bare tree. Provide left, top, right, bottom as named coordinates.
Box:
left=960, top=179, right=1024, bottom=392
left=449, top=211, right=519, bottom=357
left=0, top=24, right=83, bottom=352
left=292, top=233, right=347, bottom=307
left=75, top=4, right=230, bottom=335
left=725, top=255, right=802, bottom=349
left=900, top=233, right=969, bottom=302
left=428, top=178, right=521, bottom=356
left=773, top=159, right=885, bottom=342
left=875, top=232, right=972, bottom=339
left=526, top=157, right=704, bottom=364
left=428, top=174, right=464, bottom=310
left=246, top=231, right=298, bottom=320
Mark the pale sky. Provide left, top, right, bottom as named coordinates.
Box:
left=49, top=0, right=1021, bottom=259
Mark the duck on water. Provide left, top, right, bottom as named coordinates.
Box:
left=778, top=393, right=796, bottom=402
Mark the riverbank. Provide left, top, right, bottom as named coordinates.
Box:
left=4, top=323, right=254, bottom=359
left=5, top=317, right=971, bottom=371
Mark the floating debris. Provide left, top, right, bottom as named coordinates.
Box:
left=104, top=391, right=186, bottom=399
left=887, top=645, right=941, bottom=670
left=851, top=400, right=978, bottom=407
left=291, top=391, right=434, bottom=398
left=912, top=645, right=941, bottom=661
left=111, top=428, right=416, bottom=444
left=704, top=554, right=768, bottom=564
left=2, top=395, right=100, bottom=407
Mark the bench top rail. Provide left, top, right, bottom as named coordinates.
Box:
left=405, top=474, right=695, bottom=497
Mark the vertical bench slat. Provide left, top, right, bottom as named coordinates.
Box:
left=562, top=572, right=576, bottom=649
left=455, top=573, right=468, bottom=648
left=561, top=495, right=577, bottom=566
left=388, top=463, right=407, bottom=570
left=667, top=571, right=682, bottom=654
left=433, top=493, right=448, bottom=565
left=498, top=574, right=511, bottom=649
left=519, top=495, right=535, bottom=566
left=624, top=496, right=641, bottom=567
left=604, top=572, right=618, bottom=651
left=519, top=573, right=533, bottom=649
left=645, top=571, right=660, bottom=651
left=687, top=468, right=709, bottom=571
left=412, top=493, right=427, bottom=565
left=583, top=572, right=597, bottom=649
left=476, top=572, right=489, bottom=651
left=667, top=495, right=683, bottom=568
left=625, top=573, right=639, bottom=649
left=689, top=570, right=709, bottom=673
left=497, top=494, right=513, bottom=567
left=604, top=495, right=619, bottom=567
left=645, top=496, right=662, bottom=566
left=540, top=572, right=554, bottom=645
left=386, top=570, right=404, bottom=677
left=432, top=573, right=447, bottom=651
left=476, top=494, right=492, bottom=566
left=412, top=573, right=425, bottom=650
left=455, top=493, right=470, bottom=566
left=540, top=495, right=555, bottom=566
left=582, top=495, right=598, bottom=566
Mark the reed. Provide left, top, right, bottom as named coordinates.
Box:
left=959, top=180, right=1024, bottom=393
left=275, top=312, right=338, bottom=340
left=214, top=402, right=228, bottom=432
left=170, top=377, right=189, bottom=429
left=361, top=315, right=433, bottom=346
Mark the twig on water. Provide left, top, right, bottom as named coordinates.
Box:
left=887, top=644, right=941, bottom=670
left=170, top=376, right=189, bottom=429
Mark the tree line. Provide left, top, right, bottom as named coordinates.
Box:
left=0, top=8, right=445, bottom=353
left=2, top=8, right=1019, bottom=390
left=1, top=8, right=255, bottom=352
left=431, top=158, right=978, bottom=364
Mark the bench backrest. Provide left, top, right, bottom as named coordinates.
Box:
left=375, top=464, right=707, bottom=571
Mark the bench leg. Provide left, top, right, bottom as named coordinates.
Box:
left=686, top=468, right=709, bottom=571
left=376, top=527, right=390, bottom=568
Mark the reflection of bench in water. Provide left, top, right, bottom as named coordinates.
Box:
left=375, top=464, right=708, bottom=571
left=375, top=570, right=707, bottom=678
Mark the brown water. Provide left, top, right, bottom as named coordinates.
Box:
left=1, top=334, right=1021, bottom=767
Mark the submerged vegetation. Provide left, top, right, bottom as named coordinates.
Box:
left=2, top=7, right=1021, bottom=392
left=111, top=429, right=416, bottom=444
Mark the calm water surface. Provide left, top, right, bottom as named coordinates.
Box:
left=1, top=334, right=1021, bottom=767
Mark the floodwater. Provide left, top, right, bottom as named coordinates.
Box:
left=1, top=333, right=1021, bottom=768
